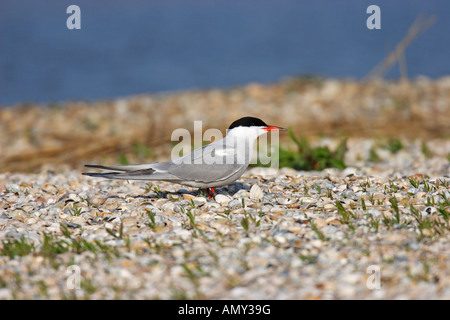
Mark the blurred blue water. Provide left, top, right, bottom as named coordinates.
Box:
left=1, top=0, right=449, bottom=106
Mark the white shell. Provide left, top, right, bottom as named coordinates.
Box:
left=250, top=184, right=264, bottom=202
left=215, top=194, right=232, bottom=205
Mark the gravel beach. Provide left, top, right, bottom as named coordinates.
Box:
left=0, top=78, right=449, bottom=299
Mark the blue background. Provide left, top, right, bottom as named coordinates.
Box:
left=1, top=0, right=449, bottom=106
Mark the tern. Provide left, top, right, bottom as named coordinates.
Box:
left=83, top=116, right=286, bottom=198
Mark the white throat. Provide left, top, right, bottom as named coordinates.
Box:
left=224, top=126, right=267, bottom=164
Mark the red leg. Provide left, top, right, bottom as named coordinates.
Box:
left=205, top=188, right=216, bottom=199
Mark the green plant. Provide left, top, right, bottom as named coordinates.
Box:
left=0, top=237, right=35, bottom=259
left=368, top=215, right=380, bottom=232
left=388, top=182, right=398, bottom=193
left=382, top=212, right=394, bottom=228
left=314, top=184, right=322, bottom=194
left=368, top=147, right=381, bottom=162
left=152, top=186, right=164, bottom=199
left=117, top=153, right=130, bottom=165
left=423, top=180, right=435, bottom=193
left=384, top=138, right=403, bottom=154
left=389, top=197, right=401, bottom=224
left=197, top=189, right=208, bottom=198
left=299, top=253, right=317, bottom=264
left=106, top=222, right=125, bottom=241
left=0, top=225, right=121, bottom=264
left=276, top=129, right=347, bottom=171
left=186, top=208, right=196, bottom=229
left=146, top=210, right=156, bottom=229
left=326, top=188, right=333, bottom=199
left=409, top=177, right=420, bottom=188
left=421, top=141, right=433, bottom=158
left=409, top=204, right=447, bottom=240
left=241, top=215, right=250, bottom=233
left=361, top=198, right=367, bottom=211
left=438, top=179, right=448, bottom=188
left=68, top=203, right=83, bottom=216
left=310, top=221, right=327, bottom=241
left=360, top=179, right=371, bottom=192
left=248, top=213, right=261, bottom=227
left=437, top=203, right=449, bottom=226
left=180, top=263, right=204, bottom=299
left=132, top=142, right=153, bottom=159
left=438, top=192, right=449, bottom=206
left=335, top=201, right=354, bottom=224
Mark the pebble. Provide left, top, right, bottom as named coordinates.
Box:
left=228, top=199, right=243, bottom=209
left=277, top=197, right=296, bottom=205
left=161, top=202, right=176, bottom=213
left=192, top=197, right=207, bottom=206
left=372, top=192, right=384, bottom=200
left=121, top=216, right=137, bottom=228
left=69, top=216, right=84, bottom=225
left=342, top=190, right=357, bottom=201
left=66, top=221, right=81, bottom=228
left=313, top=218, right=327, bottom=229
left=249, top=184, right=264, bottom=202
left=182, top=194, right=196, bottom=201
left=215, top=194, right=232, bottom=205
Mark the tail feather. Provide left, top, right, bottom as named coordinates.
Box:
left=82, top=172, right=120, bottom=178
left=82, top=168, right=153, bottom=179
left=84, top=163, right=157, bottom=172
left=82, top=167, right=180, bottom=181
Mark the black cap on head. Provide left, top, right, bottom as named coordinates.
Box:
left=228, top=117, right=268, bottom=130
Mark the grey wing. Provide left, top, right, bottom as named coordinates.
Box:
left=168, top=163, right=246, bottom=184
left=168, top=142, right=247, bottom=184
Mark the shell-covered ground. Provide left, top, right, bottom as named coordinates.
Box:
left=0, top=77, right=449, bottom=299
left=0, top=136, right=448, bottom=299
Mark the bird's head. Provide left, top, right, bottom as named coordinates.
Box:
left=226, top=116, right=286, bottom=140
